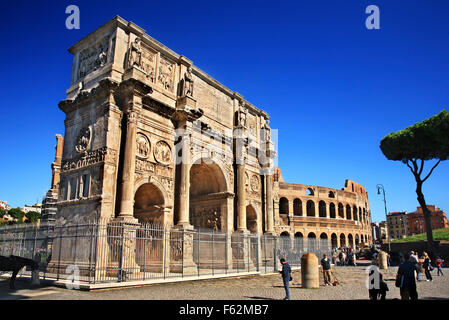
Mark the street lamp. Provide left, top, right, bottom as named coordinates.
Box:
left=376, top=184, right=391, bottom=252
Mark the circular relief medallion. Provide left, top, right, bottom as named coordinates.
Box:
left=75, top=127, right=91, bottom=153
left=136, top=133, right=150, bottom=159
left=154, top=140, right=172, bottom=165
left=250, top=174, right=259, bottom=192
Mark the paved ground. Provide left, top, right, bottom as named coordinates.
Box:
left=1, top=261, right=448, bottom=300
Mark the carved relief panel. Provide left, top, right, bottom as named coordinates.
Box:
left=77, top=36, right=110, bottom=80
left=140, top=43, right=157, bottom=83
left=157, top=56, right=175, bottom=92
left=153, top=140, right=172, bottom=166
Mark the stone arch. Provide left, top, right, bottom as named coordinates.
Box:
left=328, top=191, right=335, bottom=198
left=346, top=204, right=352, bottom=220
left=189, top=158, right=229, bottom=230
left=338, top=203, right=344, bottom=218
left=293, top=198, right=302, bottom=216
left=329, top=202, right=336, bottom=218
left=320, top=232, right=328, bottom=239
left=340, top=233, right=346, bottom=247
left=246, top=204, right=258, bottom=234
left=295, top=232, right=303, bottom=238
left=355, top=234, right=360, bottom=247
left=134, top=175, right=170, bottom=206
left=280, top=231, right=290, bottom=237
left=348, top=234, right=354, bottom=247
left=279, top=197, right=289, bottom=214
left=134, top=181, right=166, bottom=224
left=308, top=232, right=316, bottom=238
left=190, top=154, right=230, bottom=192
left=331, top=233, right=338, bottom=248
left=307, top=232, right=317, bottom=251
left=306, top=200, right=315, bottom=217
left=306, top=187, right=314, bottom=196
left=319, top=200, right=327, bottom=217
left=353, top=206, right=358, bottom=221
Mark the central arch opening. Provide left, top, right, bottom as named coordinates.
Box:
left=189, top=159, right=227, bottom=230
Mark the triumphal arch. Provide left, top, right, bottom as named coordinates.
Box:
left=57, top=16, right=275, bottom=234
left=50, top=16, right=372, bottom=277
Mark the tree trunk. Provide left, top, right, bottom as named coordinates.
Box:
left=416, top=181, right=435, bottom=254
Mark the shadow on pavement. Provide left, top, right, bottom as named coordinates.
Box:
left=0, top=276, right=55, bottom=300
left=245, top=296, right=274, bottom=300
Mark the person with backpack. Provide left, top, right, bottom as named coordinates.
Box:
left=279, top=258, right=292, bottom=300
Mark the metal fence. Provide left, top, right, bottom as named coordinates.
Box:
left=0, top=220, right=332, bottom=285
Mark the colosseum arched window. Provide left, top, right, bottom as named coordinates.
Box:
left=293, top=198, right=302, bottom=216
left=329, top=203, right=336, bottom=218
left=279, top=197, right=289, bottom=214
left=338, top=203, right=344, bottom=218
left=346, top=205, right=352, bottom=220
left=306, top=200, right=315, bottom=217
left=328, top=191, right=335, bottom=198
left=306, top=188, right=314, bottom=196
left=353, top=206, right=358, bottom=221
left=319, top=201, right=327, bottom=217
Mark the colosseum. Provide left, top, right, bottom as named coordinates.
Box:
left=42, top=16, right=372, bottom=276
left=273, top=168, right=372, bottom=248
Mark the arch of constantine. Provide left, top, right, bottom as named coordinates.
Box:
left=45, top=16, right=372, bottom=279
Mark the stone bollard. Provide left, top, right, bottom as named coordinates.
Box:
left=301, top=253, right=319, bottom=289
left=378, top=251, right=388, bottom=270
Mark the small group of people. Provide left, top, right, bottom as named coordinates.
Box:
left=279, top=253, right=335, bottom=300
left=332, top=246, right=357, bottom=266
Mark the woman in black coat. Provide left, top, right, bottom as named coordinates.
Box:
left=422, top=252, right=433, bottom=281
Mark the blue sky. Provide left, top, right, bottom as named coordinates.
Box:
left=0, top=0, right=448, bottom=223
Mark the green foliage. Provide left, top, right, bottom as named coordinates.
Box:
left=391, top=228, right=449, bottom=243
left=8, top=207, right=25, bottom=223
left=380, top=109, right=449, bottom=161
left=25, top=211, right=40, bottom=223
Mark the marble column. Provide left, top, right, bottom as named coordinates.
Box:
left=118, top=110, right=138, bottom=219
left=236, top=161, right=247, bottom=231
left=265, top=174, right=274, bottom=233
left=177, top=128, right=192, bottom=228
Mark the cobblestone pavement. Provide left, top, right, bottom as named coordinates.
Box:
left=1, top=261, right=448, bottom=300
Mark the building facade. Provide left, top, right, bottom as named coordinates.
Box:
left=408, top=205, right=449, bottom=235
left=49, top=17, right=372, bottom=271
left=387, top=211, right=409, bottom=239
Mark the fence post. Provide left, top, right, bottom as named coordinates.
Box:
left=197, top=228, right=200, bottom=277
left=181, top=228, right=184, bottom=278
left=212, top=229, right=214, bottom=276
left=118, top=225, right=124, bottom=282
left=32, top=224, right=38, bottom=261
left=56, top=223, right=62, bottom=281
left=143, top=224, right=147, bottom=281
left=163, top=227, right=167, bottom=280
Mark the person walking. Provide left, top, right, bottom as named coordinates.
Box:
left=397, top=252, right=418, bottom=300
left=423, top=252, right=433, bottom=281
left=279, top=258, right=292, bottom=300
left=409, top=251, right=420, bottom=281
left=320, top=254, right=333, bottom=286
left=435, top=256, right=444, bottom=276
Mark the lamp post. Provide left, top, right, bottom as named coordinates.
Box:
left=376, top=184, right=391, bottom=252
